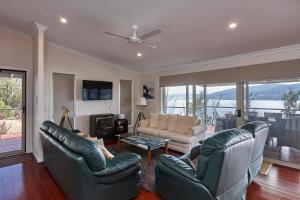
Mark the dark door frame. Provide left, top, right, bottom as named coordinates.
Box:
left=0, top=68, right=26, bottom=158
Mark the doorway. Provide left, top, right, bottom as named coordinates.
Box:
left=120, top=80, right=133, bottom=124
left=0, top=69, right=26, bottom=157
left=52, top=73, right=75, bottom=129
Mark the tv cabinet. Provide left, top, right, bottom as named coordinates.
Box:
left=90, top=114, right=115, bottom=141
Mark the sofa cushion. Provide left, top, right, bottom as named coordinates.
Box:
left=149, top=113, right=159, bottom=128
left=158, top=114, right=169, bottom=130
left=139, top=119, right=150, bottom=128
left=137, top=127, right=159, bottom=137
left=159, top=130, right=192, bottom=144
left=175, top=116, right=197, bottom=134
left=167, top=115, right=178, bottom=131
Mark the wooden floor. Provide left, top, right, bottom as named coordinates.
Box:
left=0, top=154, right=300, bottom=200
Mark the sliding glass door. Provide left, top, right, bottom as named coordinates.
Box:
left=162, top=79, right=300, bottom=167
left=0, top=69, right=26, bottom=157
left=245, top=80, right=300, bottom=165
left=164, top=86, right=188, bottom=115
left=206, top=84, right=237, bottom=133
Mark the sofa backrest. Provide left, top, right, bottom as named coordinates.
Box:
left=40, top=121, right=106, bottom=172
left=240, top=121, right=269, bottom=163
left=196, top=128, right=254, bottom=197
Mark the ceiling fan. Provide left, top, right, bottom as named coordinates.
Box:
left=103, top=25, right=161, bottom=49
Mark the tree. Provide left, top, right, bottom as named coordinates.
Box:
left=0, top=77, right=22, bottom=108
left=0, top=100, right=12, bottom=119
left=282, top=88, right=300, bottom=118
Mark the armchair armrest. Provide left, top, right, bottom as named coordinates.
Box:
left=159, top=154, right=199, bottom=182
left=187, top=124, right=207, bottom=136
left=94, top=153, right=140, bottom=177
left=179, top=144, right=203, bottom=165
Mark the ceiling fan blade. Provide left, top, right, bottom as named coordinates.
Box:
left=118, top=42, right=130, bottom=48
left=140, top=42, right=157, bottom=49
left=139, top=29, right=162, bottom=40
left=103, top=31, right=129, bottom=40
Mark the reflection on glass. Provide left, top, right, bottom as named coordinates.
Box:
left=165, top=86, right=187, bottom=115
left=245, top=81, right=300, bottom=165
left=195, top=85, right=205, bottom=122
left=206, top=84, right=237, bottom=133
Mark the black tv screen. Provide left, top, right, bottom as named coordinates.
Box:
left=83, top=80, right=113, bottom=100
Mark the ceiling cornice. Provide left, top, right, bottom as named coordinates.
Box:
left=0, top=24, right=139, bottom=75
left=1, top=24, right=300, bottom=76
left=142, top=43, right=300, bottom=75
left=0, top=24, right=32, bottom=39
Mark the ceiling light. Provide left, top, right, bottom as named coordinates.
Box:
left=60, top=17, right=68, bottom=24
left=229, top=22, right=237, bottom=29
left=137, top=52, right=142, bottom=57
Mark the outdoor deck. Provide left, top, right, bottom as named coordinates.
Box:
left=0, top=133, right=22, bottom=155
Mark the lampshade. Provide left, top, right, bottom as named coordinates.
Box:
left=136, top=97, right=147, bottom=106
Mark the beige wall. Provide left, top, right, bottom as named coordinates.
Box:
left=0, top=28, right=33, bottom=153
left=44, top=44, right=140, bottom=134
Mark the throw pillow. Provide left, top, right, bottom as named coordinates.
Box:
left=98, top=144, right=114, bottom=160
left=149, top=113, right=159, bottom=128
left=84, top=135, right=114, bottom=160
left=158, top=114, right=169, bottom=130
left=175, top=116, right=198, bottom=134
left=167, top=115, right=178, bottom=131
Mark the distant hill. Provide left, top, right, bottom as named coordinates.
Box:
left=207, top=83, right=300, bottom=100
left=166, top=83, right=300, bottom=100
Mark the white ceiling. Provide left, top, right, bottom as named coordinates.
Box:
left=0, top=0, right=300, bottom=72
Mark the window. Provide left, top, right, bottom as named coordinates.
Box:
left=195, top=85, right=205, bottom=122
left=206, top=84, right=237, bottom=132
left=164, top=86, right=187, bottom=115
left=244, top=80, right=300, bottom=164
left=162, top=84, right=237, bottom=132
left=161, top=79, right=300, bottom=167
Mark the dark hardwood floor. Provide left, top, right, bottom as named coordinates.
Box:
left=0, top=154, right=300, bottom=200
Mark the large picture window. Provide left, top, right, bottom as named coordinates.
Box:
left=161, top=79, right=300, bottom=166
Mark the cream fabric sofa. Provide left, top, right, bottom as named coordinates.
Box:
left=137, top=114, right=207, bottom=153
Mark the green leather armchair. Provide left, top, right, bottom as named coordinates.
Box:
left=155, top=128, right=255, bottom=200
left=240, top=121, right=269, bottom=184
left=40, top=121, right=141, bottom=200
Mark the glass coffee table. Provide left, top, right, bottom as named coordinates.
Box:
left=116, top=133, right=171, bottom=164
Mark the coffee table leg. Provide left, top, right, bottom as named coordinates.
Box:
left=165, top=142, right=169, bottom=154
left=147, top=150, right=152, bottom=164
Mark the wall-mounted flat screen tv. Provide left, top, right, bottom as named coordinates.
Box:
left=83, top=80, right=113, bottom=100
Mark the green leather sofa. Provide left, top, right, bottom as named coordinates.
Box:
left=155, top=128, right=255, bottom=200
left=240, top=121, right=269, bottom=184
left=40, top=121, right=141, bottom=200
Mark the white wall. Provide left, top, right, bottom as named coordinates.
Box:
left=44, top=44, right=140, bottom=133
left=0, top=27, right=33, bottom=153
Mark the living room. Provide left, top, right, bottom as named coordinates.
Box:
left=0, top=1, right=300, bottom=200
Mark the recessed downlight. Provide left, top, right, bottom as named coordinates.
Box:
left=229, top=22, right=237, bottom=29
left=137, top=52, right=142, bottom=57
left=60, top=17, right=68, bottom=24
